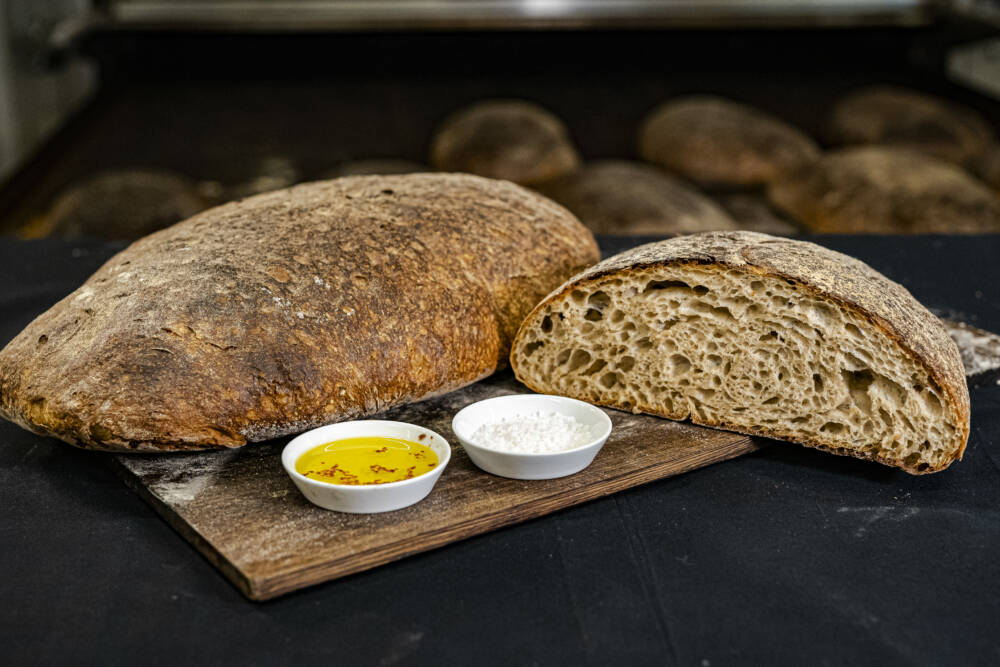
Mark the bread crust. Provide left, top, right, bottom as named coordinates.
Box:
left=512, top=231, right=970, bottom=473
left=0, top=173, right=599, bottom=452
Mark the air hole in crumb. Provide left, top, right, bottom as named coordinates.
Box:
left=820, top=422, right=845, bottom=435
left=555, top=349, right=571, bottom=365
left=643, top=279, right=690, bottom=293
left=581, top=359, right=607, bottom=376
left=568, top=350, right=592, bottom=372
left=541, top=315, right=553, bottom=333
left=522, top=341, right=544, bottom=357
left=599, top=372, right=618, bottom=389
left=37, top=335, right=48, bottom=345
left=670, top=354, right=691, bottom=374
left=813, top=373, right=824, bottom=392
left=618, top=356, right=636, bottom=372
left=588, top=291, right=611, bottom=310
left=584, top=308, right=603, bottom=321
left=571, top=290, right=586, bottom=304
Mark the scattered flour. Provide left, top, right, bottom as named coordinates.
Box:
left=471, top=412, right=595, bottom=454
left=939, top=318, right=1000, bottom=378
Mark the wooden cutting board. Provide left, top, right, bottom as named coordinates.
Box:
left=112, top=373, right=761, bottom=600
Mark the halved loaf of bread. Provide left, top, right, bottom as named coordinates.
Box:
left=510, top=232, right=970, bottom=474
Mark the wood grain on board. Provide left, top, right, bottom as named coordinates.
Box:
left=112, top=373, right=761, bottom=601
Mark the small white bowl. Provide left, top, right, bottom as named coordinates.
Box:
left=451, top=394, right=612, bottom=480
left=281, top=420, right=451, bottom=513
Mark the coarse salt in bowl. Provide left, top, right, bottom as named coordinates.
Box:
left=451, top=394, right=613, bottom=480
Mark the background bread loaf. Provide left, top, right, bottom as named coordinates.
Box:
left=767, top=146, right=1000, bottom=234
left=826, top=85, right=994, bottom=165
left=0, top=173, right=599, bottom=452
left=511, top=231, right=969, bottom=474
left=638, top=96, right=820, bottom=189
left=24, top=169, right=210, bottom=241
left=429, top=100, right=580, bottom=185
left=536, top=160, right=737, bottom=235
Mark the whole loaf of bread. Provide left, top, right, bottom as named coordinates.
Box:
left=0, top=174, right=599, bottom=452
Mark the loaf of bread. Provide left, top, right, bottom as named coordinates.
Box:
left=511, top=232, right=969, bottom=474
left=768, top=146, right=1000, bottom=234
left=713, top=193, right=802, bottom=236
left=536, top=161, right=737, bottom=235
left=0, top=174, right=599, bottom=452
left=430, top=100, right=580, bottom=185
left=971, top=144, right=1000, bottom=192
left=318, top=159, right=427, bottom=178
left=26, top=169, right=209, bottom=241
left=638, top=96, right=820, bottom=189
left=826, top=85, right=994, bottom=165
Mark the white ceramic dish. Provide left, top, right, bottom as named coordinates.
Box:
left=451, top=394, right=612, bottom=480
left=281, top=419, right=451, bottom=513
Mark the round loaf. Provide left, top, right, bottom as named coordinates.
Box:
left=713, top=193, right=802, bottom=236
left=0, top=174, right=599, bottom=452
left=511, top=231, right=969, bottom=474
left=767, top=146, right=1000, bottom=233
left=29, top=169, right=209, bottom=241
left=318, top=159, right=427, bottom=178
left=429, top=100, right=580, bottom=186
left=826, top=85, right=994, bottom=165
left=970, top=143, right=1000, bottom=192
left=638, top=96, right=820, bottom=189
left=535, top=161, right=737, bottom=235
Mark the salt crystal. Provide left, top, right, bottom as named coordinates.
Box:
left=470, top=411, right=595, bottom=454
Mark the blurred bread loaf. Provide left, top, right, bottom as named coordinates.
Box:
left=318, top=159, right=427, bottom=179
left=536, top=160, right=737, bottom=235
left=638, top=96, right=820, bottom=189
left=826, top=85, right=994, bottom=165
left=28, top=169, right=209, bottom=241
left=430, top=100, right=580, bottom=185
left=714, top=193, right=802, bottom=236
left=768, top=146, right=1000, bottom=233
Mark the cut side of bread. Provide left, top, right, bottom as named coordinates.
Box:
left=511, top=232, right=970, bottom=474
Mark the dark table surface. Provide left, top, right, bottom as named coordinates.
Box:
left=1, top=234, right=998, bottom=667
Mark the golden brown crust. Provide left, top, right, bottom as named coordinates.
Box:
left=638, top=96, right=820, bottom=189
left=826, top=85, right=994, bottom=165
left=429, top=100, right=580, bottom=186
left=535, top=160, right=737, bottom=235
left=768, top=146, right=1000, bottom=234
left=512, top=232, right=970, bottom=474
left=0, top=173, right=599, bottom=452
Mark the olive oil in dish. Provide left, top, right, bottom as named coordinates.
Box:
left=295, top=436, right=438, bottom=485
